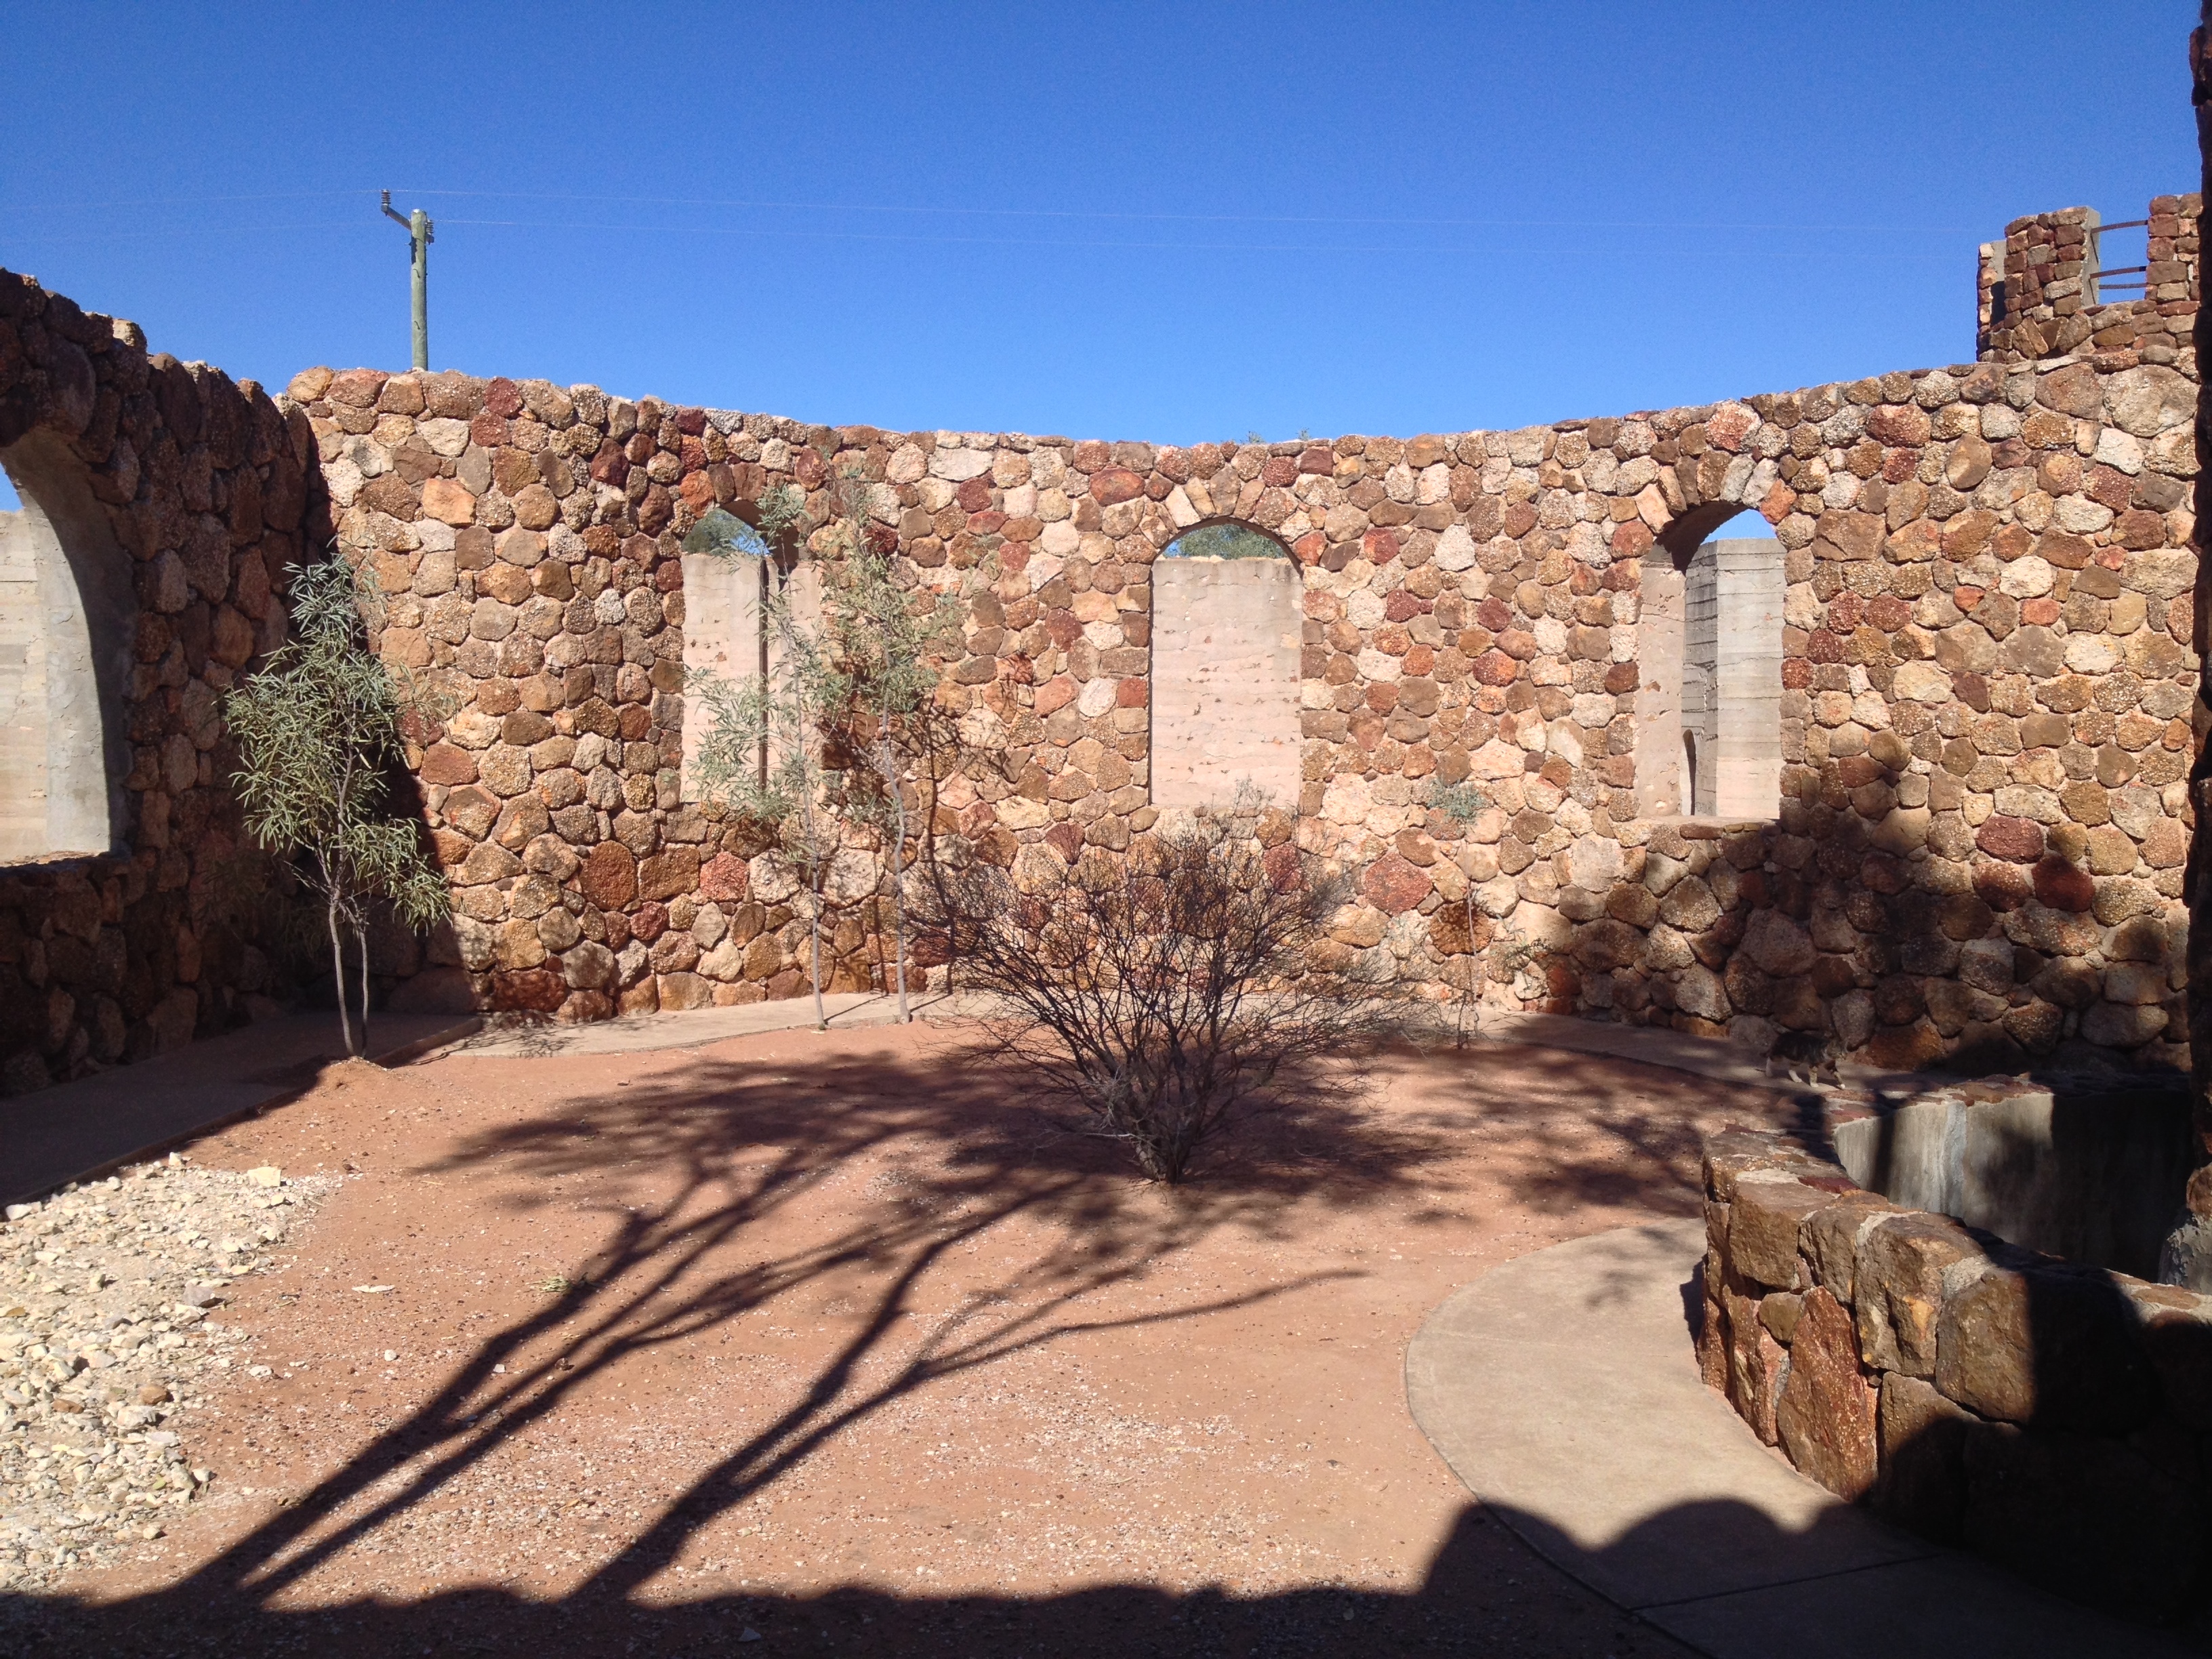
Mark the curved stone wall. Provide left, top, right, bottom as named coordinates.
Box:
left=1701, top=1118, right=2212, bottom=1618
left=295, top=331, right=2203, bottom=1072
left=0, top=188, right=2201, bottom=1090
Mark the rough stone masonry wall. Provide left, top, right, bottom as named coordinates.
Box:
left=293, top=334, right=2203, bottom=1078
left=0, top=269, right=316, bottom=1094
left=1700, top=1120, right=2212, bottom=1619
left=1979, top=194, right=2201, bottom=366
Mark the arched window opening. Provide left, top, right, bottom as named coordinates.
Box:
left=1633, top=505, right=1783, bottom=821
left=678, top=504, right=817, bottom=801
left=1151, top=519, right=1302, bottom=812
left=0, top=432, right=131, bottom=863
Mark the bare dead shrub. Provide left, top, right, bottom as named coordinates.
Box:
left=924, top=809, right=1393, bottom=1183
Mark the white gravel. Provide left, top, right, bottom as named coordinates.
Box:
left=0, top=1155, right=332, bottom=1589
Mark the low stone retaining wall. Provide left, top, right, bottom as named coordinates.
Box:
left=1700, top=1109, right=2212, bottom=1618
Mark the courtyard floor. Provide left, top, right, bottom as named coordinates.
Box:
left=3, top=1021, right=1814, bottom=1656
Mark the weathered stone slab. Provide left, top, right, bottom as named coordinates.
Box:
left=1964, top=1422, right=2205, bottom=1619
left=1855, top=1212, right=1978, bottom=1376
left=1799, top=1188, right=1900, bottom=1303
left=1727, top=1171, right=1832, bottom=1290
left=1776, top=1286, right=1879, bottom=1499
left=1876, top=1372, right=1979, bottom=1544
left=1934, top=1257, right=2155, bottom=1431
left=2125, top=1282, right=2212, bottom=1432
left=1725, top=1286, right=1788, bottom=1443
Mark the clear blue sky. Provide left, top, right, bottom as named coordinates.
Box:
left=0, top=1, right=2195, bottom=457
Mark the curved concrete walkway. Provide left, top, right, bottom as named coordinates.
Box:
left=1405, top=1220, right=2191, bottom=1658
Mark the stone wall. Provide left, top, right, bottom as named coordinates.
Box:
left=0, top=268, right=316, bottom=1094
left=289, top=331, right=2203, bottom=1078
left=1, top=188, right=2203, bottom=1093
left=1978, top=195, right=2201, bottom=366
left=1700, top=1118, right=2212, bottom=1618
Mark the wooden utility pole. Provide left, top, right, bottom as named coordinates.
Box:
left=380, top=190, right=434, bottom=371
left=2175, top=8, right=2212, bottom=1286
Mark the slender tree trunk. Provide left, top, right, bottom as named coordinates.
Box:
left=1461, top=886, right=1481, bottom=1045
left=2173, top=8, right=2212, bottom=1287
left=890, top=776, right=911, bottom=1022
left=354, top=919, right=372, bottom=1060
left=808, top=883, right=825, bottom=1030
left=326, top=890, right=354, bottom=1059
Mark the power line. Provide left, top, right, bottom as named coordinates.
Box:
left=429, top=217, right=1961, bottom=260
left=5, top=216, right=1962, bottom=260
left=400, top=187, right=1969, bottom=237
left=3, top=189, right=372, bottom=212
left=0, top=184, right=1971, bottom=237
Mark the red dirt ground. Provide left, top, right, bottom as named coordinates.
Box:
left=7, top=1021, right=1809, bottom=1657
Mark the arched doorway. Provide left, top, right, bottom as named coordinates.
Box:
left=1633, top=503, right=1784, bottom=820
left=0, top=429, right=132, bottom=861
left=1149, top=519, right=1302, bottom=811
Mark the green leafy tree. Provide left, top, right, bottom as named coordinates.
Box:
left=813, top=476, right=961, bottom=1022
left=224, top=558, right=450, bottom=1057
left=685, top=488, right=844, bottom=1029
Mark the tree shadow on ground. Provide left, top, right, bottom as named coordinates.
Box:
left=1387, top=1037, right=1820, bottom=1218
left=1, top=1031, right=1580, bottom=1654
left=1, top=1504, right=1691, bottom=1658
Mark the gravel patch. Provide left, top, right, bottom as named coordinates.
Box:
left=0, top=1154, right=333, bottom=1589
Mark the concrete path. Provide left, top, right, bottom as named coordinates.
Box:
left=0, top=1011, right=478, bottom=1206
left=1404, top=1220, right=2190, bottom=1658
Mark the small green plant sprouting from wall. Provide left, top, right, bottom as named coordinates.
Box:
left=224, top=557, right=451, bottom=1058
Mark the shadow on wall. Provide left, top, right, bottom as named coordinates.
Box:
left=1537, top=764, right=2188, bottom=1082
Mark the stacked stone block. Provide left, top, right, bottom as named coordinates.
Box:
left=1701, top=1122, right=2212, bottom=1618
left=0, top=268, right=314, bottom=1092
left=288, top=319, right=2202, bottom=1071
left=1980, top=196, right=2201, bottom=365
left=2, top=185, right=2205, bottom=1091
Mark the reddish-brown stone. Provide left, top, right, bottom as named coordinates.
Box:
left=492, top=967, right=566, bottom=1012
left=638, top=847, right=701, bottom=903
left=2031, top=856, right=2095, bottom=912
left=1775, top=1286, right=1879, bottom=1500
left=326, top=368, right=388, bottom=408
left=1855, top=1212, right=1976, bottom=1376
left=1361, top=854, right=1431, bottom=914
left=1975, top=815, right=2044, bottom=862
left=564, top=846, right=632, bottom=914
left=1727, top=1174, right=1832, bottom=1290
left=1725, top=1287, right=1788, bottom=1444
left=1936, top=1260, right=2156, bottom=1431
left=697, top=853, right=747, bottom=904
left=418, top=743, right=478, bottom=786
left=1472, top=650, right=1520, bottom=686
left=1090, top=468, right=1145, bottom=506
left=483, top=376, right=524, bottom=418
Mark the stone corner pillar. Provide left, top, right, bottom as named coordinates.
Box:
left=2169, top=3, right=2212, bottom=1287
